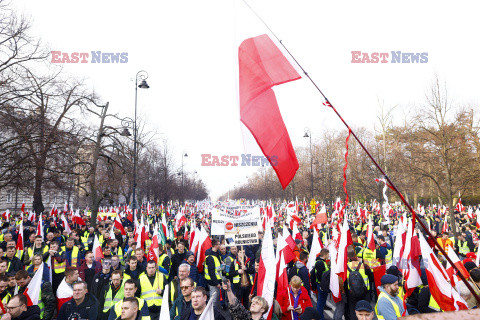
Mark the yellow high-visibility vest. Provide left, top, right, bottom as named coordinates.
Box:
left=375, top=291, right=401, bottom=319
left=204, top=255, right=222, bottom=281
left=139, top=272, right=165, bottom=307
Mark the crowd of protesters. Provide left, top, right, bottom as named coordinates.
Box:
left=0, top=200, right=479, bottom=320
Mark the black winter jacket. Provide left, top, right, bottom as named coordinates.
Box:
left=57, top=292, right=99, bottom=320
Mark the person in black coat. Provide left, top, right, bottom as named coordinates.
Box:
left=179, top=286, right=226, bottom=320
left=4, top=294, right=41, bottom=320
left=170, top=242, right=187, bottom=280
left=288, top=251, right=311, bottom=293
left=57, top=282, right=99, bottom=320
left=91, top=258, right=112, bottom=298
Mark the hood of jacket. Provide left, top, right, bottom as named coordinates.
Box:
left=295, top=260, right=306, bottom=270
left=205, top=248, right=217, bottom=257
left=15, top=305, right=41, bottom=320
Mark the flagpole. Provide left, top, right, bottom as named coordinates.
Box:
left=240, top=0, right=480, bottom=304
left=287, top=286, right=294, bottom=319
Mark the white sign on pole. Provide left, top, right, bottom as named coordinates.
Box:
left=224, top=219, right=259, bottom=246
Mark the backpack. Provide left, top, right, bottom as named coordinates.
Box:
left=347, top=263, right=368, bottom=299
left=320, top=270, right=331, bottom=293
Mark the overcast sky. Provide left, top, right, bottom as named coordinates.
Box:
left=13, top=0, right=480, bottom=199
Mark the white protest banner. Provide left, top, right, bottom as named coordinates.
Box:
left=224, top=219, right=259, bottom=246
left=211, top=208, right=225, bottom=235
left=211, top=206, right=261, bottom=235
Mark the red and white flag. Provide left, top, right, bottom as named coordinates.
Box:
left=418, top=232, right=468, bottom=311
left=401, top=219, right=422, bottom=294
left=239, top=34, right=301, bottom=189
left=306, top=227, right=323, bottom=271
left=257, top=219, right=276, bottom=319
left=476, top=211, right=480, bottom=229
left=175, top=211, right=187, bottom=232
left=24, top=262, right=44, bottom=305
left=60, top=214, right=71, bottom=234
left=161, top=213, right=168, bottom=239
left=147, top=229, right=160, bottom=264
left=72, top=209, right=85, bottom=226
left=37, top=214, right=44, bottom=239
left=336, top=218, right=353, bottom=282
left=1, top=209, right=10, bottom=222
left=310, top=204, right=327, bottom=229
left=276, top=251, right=289, bottom=306
left=56, top=278, right=73, bottom=311
left=446, top=248, right=469, bottom=287
left=28, top=211, right=35, bottom=223
left=455, top=198, right=465, bottom=212
left=275, top=225, right=296, bottom=276
left=189, top=220, right=197, bottom=252
left=16, top=220, right=24, bottom=252
left=366, top=216, right=376, bottom=251
left=195, top=226, right=212, bottom=273
left=93, top=234, right=104, bottom=261
left=114, top=215, right=126, bottom=236
left=442, top=216, right=449, bottom=233
left=329, top=243, right=342, bottom=303
left=292, top=222, right=302, bottom=241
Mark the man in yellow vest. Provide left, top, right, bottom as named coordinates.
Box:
left=204, top=239, right=222, bottom=308
left=23, top=235, right=48, bottom=267
left=4, top=246, right=23, bottom=274
left=100, top=270, right=125, bottom=320
left=0, top=274, right=11, bottom=316
left=313, top=248, right=330, bottom=319
left=47, top=240, right=66, bottom=293
left=346, top=249, right=374, bottom=320
left=375, top=274, right=406, bottom=320
left=107, top=279, right=151, bottom=320
left=139, top=260, right=165, bottom=320
left=455, top=233, right=470, bottom=259
left=63, top=237, right=82, bottom=268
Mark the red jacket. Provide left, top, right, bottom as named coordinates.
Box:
left=276, top=286, right=312, bottom=320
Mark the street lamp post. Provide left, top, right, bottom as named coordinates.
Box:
left=129, top=71, right=149, bottom=213
left=304, top=127, right=313, bottom=200
left=181, top=152, right=188, bottom=203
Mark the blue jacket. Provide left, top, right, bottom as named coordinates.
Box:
left=27, top=263, right=51, bottom=283
left=378, top=243, right=392, bottom=260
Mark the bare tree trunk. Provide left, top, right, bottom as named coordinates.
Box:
left=32, top=165, right=45, bottom=213
left=89, top=103, right=109, bottom=226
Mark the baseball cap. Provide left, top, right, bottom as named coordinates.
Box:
left=355, top=300, right=373, bottom=312
left=381, top=274, right=399, bottom=285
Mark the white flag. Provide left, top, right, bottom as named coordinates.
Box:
left=306, top=227, right=322, bottom=271
left=198, top=290, right=216, bottom=320
left=159, top=284, right=170, bottom=320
